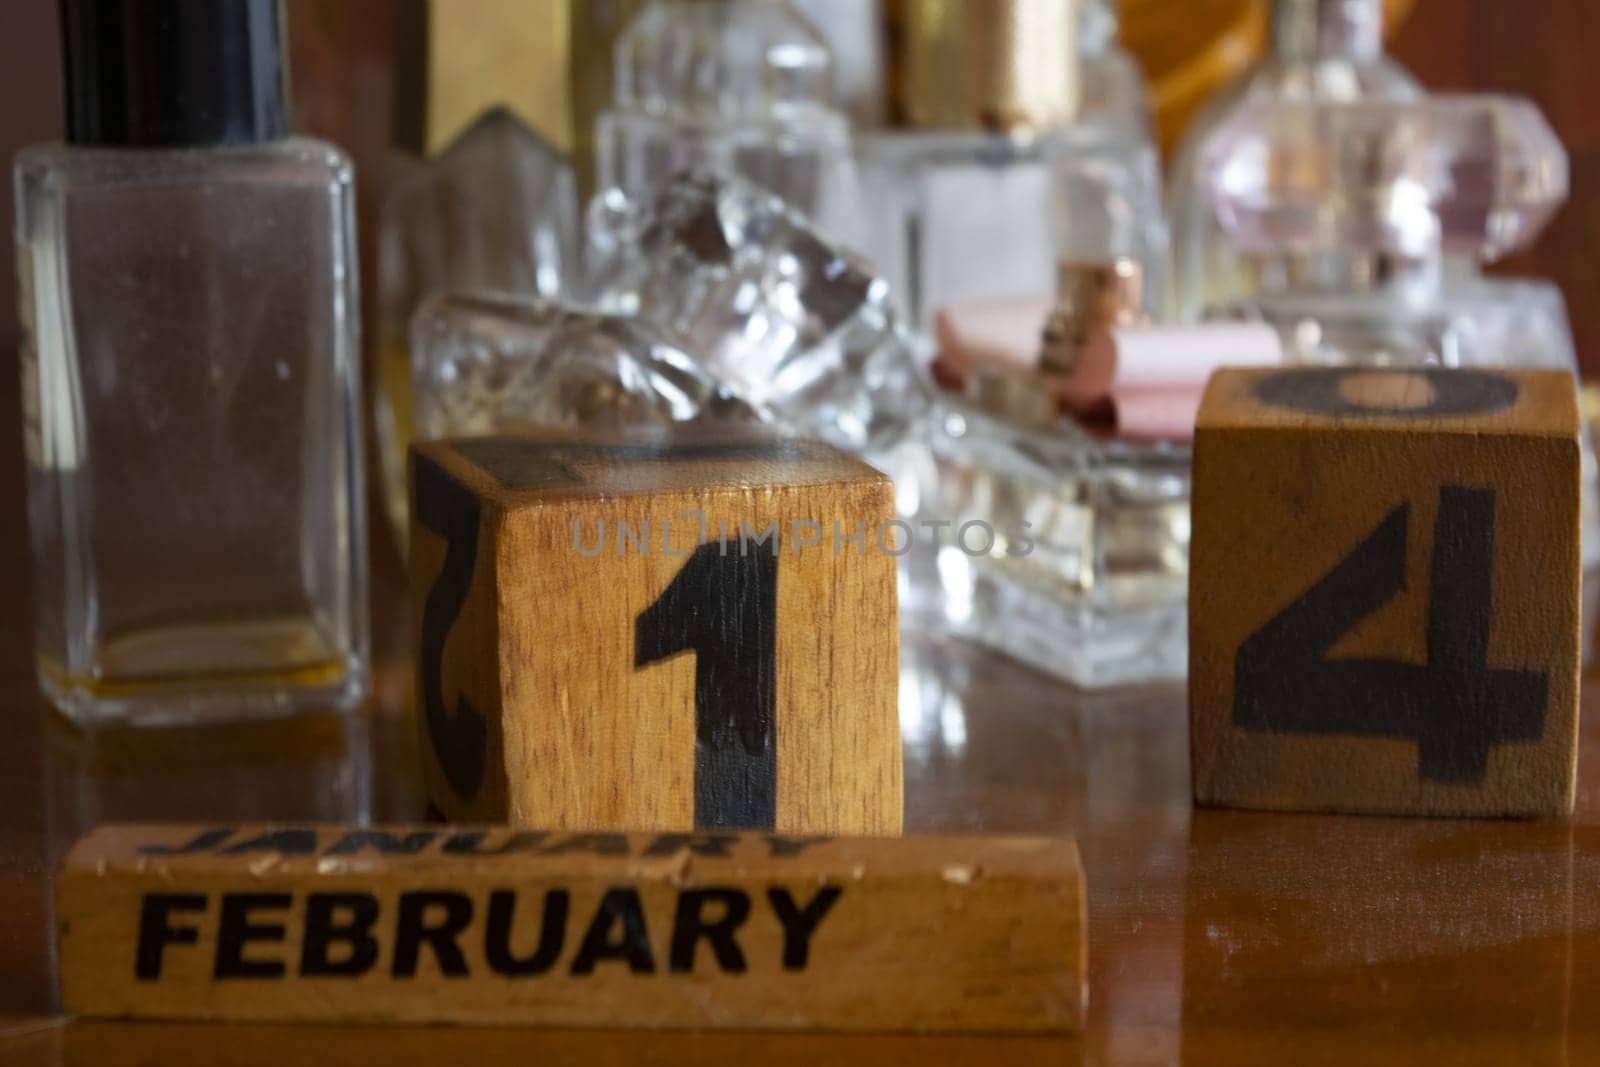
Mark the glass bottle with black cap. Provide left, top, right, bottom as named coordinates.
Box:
left=14, top=0, right=369, bottom=724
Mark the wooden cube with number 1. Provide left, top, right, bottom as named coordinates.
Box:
left=408, top=430, right=902, bottom=834
left=1190, top=367, right=1581, bottom=818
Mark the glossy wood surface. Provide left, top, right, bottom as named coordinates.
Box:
left=0, top=373, right=1594, bottom=1065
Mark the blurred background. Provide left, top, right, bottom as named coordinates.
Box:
left=3, top=0, right=1598, bottom=373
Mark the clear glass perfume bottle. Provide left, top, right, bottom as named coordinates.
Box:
left=1167, top=0, right=1422, bottom=322
left=925, top=398, right=1192, bottom=689
left=411, top=289, right=757, bottom=443
left=15, top=0, right=368, bottom=724
left=859, top=0, right=1168, bottom=332
left=1194, top=94, right=1567, bottom=346
left=921, top=263, right=1195, bottom=689
left=376, top=108, right=579, bottom=538
left=594, top=0, right=860, bottom=235
left=586, top=170, right=926, bottom=457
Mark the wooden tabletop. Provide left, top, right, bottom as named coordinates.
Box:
left=1, top=410, right=1598, bottom=1064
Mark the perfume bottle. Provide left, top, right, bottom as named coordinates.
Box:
left=586, top=170, right=926, bottom=457
left=921, top=263, right=1202, bottom=689
left=860, top=0, right=1168, bottom=332
left=376, top=109, right=579, bottom=538
left=1196, top=95, right=1570, bottom=358
left=411, top=289, right=757, bottom=444
left=15, top=0, right=368, bottom=724
left=594, top=0, right=860, bottom=235
left=1167, top=0, right=1422, bottom=321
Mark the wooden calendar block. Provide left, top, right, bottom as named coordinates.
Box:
left=59, top=824, right=1086, bottom=1032
left=408, top=429, right=902, bottom=834
left=1190, top=367, right=1582, bottom=817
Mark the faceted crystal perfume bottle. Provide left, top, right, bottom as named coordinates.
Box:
left=1192, top=92, right=1600, bottom=570
left=376, top=108, right=580, bottom=537
left=586, top=170, right=929, bottom=458
left=17, top=0, right=367, bottom=724
left=594, top=0, right=860, bottom=236
left=1167, top=0, right=1421, bottom=322
left=418, top=172, right=927, bottom=463
left=859, top=0, right=1168, bottom=332
left=411, top=290, right=756, bottom=443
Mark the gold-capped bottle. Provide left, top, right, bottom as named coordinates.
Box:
left=860, top=0, right=1168, bottom=332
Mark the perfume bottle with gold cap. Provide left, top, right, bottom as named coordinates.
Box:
left=594, top=0, right=860, bottom=235
left=860, top=0, right=1167, bottom=333
left=1166, top=0, right=1421, bottom=322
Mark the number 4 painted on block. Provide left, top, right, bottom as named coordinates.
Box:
left=1233, top=486, right=1548, bottom=784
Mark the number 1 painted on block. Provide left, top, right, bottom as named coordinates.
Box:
left=636, top=543, right=780, bottom=829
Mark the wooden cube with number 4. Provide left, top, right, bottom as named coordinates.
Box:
left=408, top=430, right=902, bottom=834
left=1190, top=367, right=1582, bottom=818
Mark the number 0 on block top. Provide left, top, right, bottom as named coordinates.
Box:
left=1190, top=367, right=1582, bottom=818
left=408, top=430, right=903, bottom=834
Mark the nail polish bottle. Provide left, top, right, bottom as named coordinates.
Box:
left=15, top=0, right=368, bottom=723
left=859, top=0, right=1168, bottom=333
